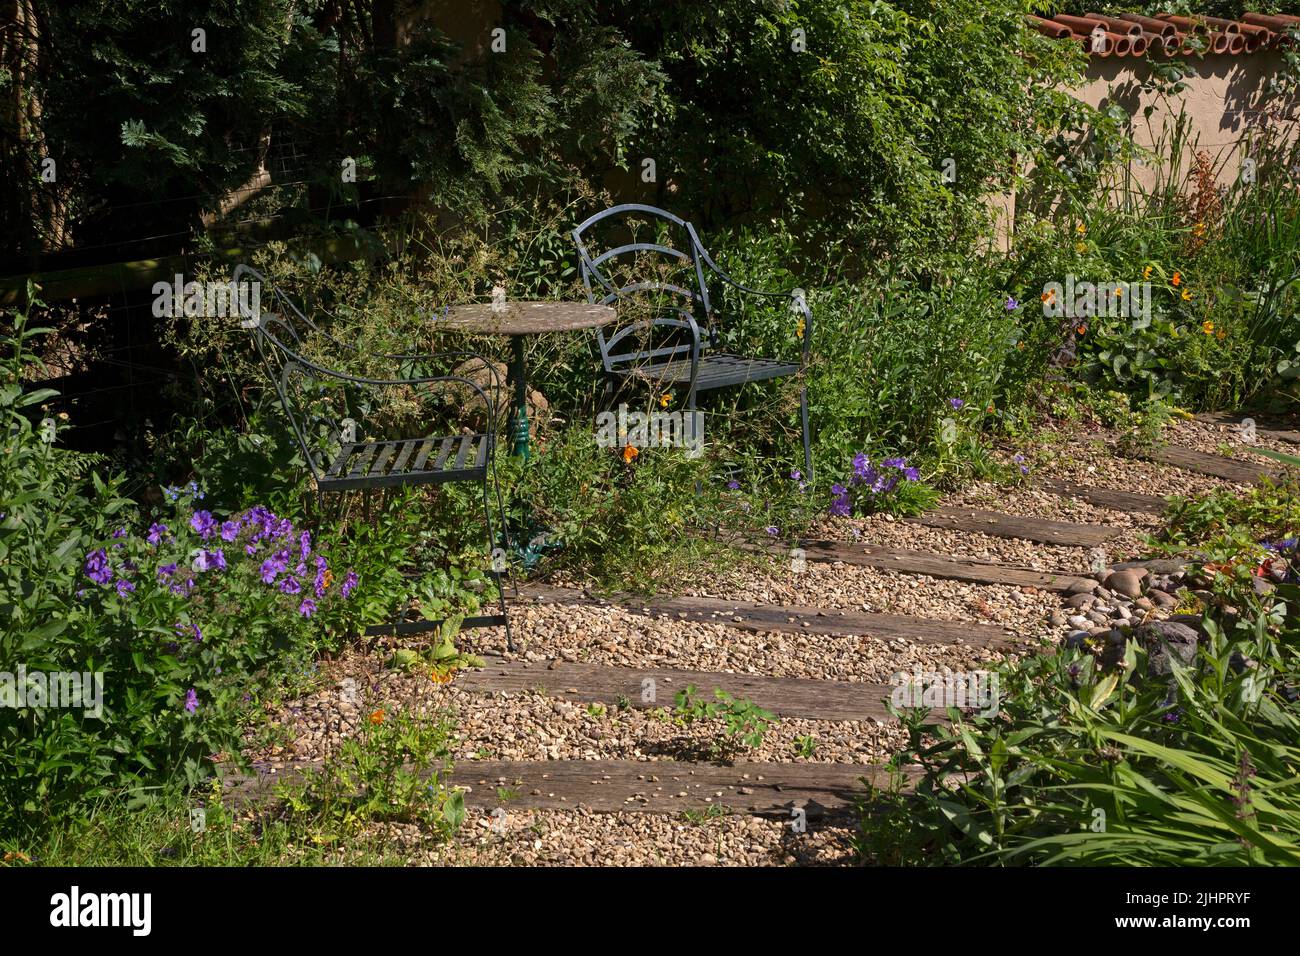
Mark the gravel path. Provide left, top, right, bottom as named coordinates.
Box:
left=232, top=411, right=1265, bottom=866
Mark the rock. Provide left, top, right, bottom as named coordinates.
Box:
left=1049, top=612, right=1068, bottom=627
left=1065, top=631, right=1089, bottom=650
left=1067, top=579, right=1099, bottom=596
left=1137, top=621, right=1199, bottom=678
left=1133, top=598, right=1154, bottom=612
left=1087, top=611, right=1110, bottom=626
left=1094, top=587, right=1114, bottom=601
left=1112, top=606, right=1131, bottom=621
left=1148, top=589, right=1177, bottom=608
left=1068, top=615, right=1091, bottom=629
left=1104, top=567, right=1148, bottom=598
left=1066, top=593, right=1095, bottom=610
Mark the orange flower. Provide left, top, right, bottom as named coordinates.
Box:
left=622, top=444, right=639, bottom=463
left=1171, top=271, right=1182, bottom=287
left=659, top=392, right=672, bottom=408
left=1075, top=323, right=1087, bottom=336
left=1202, top=320, right=1214, bottom=334
left=369, top=709, right=384, bottom=725
left=1192, top=221, right=1206, bottom=237
left=1216, top=327, right=1226, bottom=340
left=1041, top=289, right=1056, bottom=304
left=430, top=670, right=451, bottom=685
left=322, top=568, right=334, bottom=589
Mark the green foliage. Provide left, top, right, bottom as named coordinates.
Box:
left=673, top=684, right=776, bottom=756
left=278, top=710, right=464, bottom=839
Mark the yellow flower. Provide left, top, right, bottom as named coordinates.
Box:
left=1182, top=289, right=1193, bottom=302
left=622, top=444, right=639, bottom=464
left=659, top=392, right=672, bottom=408
left=1075, top=223, right=1087, bottom=236
left=1016, top=341, right=1025, bottom=351
left=796, top=317, right=806, bottom=340
left=1143, top=265, right=1153, bottom=280
left=369, top=709, right=385, bottom=725
left=1075, top=242, right=1088, bottom=254
left=1201, top=320, right=1214, bottom=334
left=1215, top=327, right=1227, bottom=340
left=1192, top=221, right=1206, bottom=237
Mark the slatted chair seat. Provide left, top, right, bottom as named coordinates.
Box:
left=614, top=353, right=800, bottom=389
left=321, top=433, right=493, bottom=492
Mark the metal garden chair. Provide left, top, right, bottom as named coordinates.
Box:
left=235, top=264, right=515, bottom=648
left=572, top=203, right=813, bottom=477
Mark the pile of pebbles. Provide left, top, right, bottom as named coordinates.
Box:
left=1052, top=561, right=1186, bottom=641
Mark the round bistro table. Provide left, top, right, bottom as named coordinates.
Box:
left=432, top=301, right=617, bottom=460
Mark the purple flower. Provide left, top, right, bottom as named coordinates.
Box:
left=147, top=522, right=169, bottom=545
left=1005, top=297, right=1019, bottom=310
left=852, top=453, right=871, bottom=479
left=184, top=688, right=199, bottom=714
left=764, top=526, right=779, bottom=537
left=279, top=576, right=302, bottom=595
left=829, top=494, right=852, bottom=518
left=948, top=398, right=965, bottom=410
left=831, top=482, right=848, bottom=496
left=84, top=549, right=112, bottom=585
left=883, top=457, right=907, bottom=470
left=299, top=530, right=312, bottom=560
left=194, top=548, right=226, bottom=573
left=341, top=570, right=359, bottom=599
left=903, top=467, right=920, bottom=481
left=789, top=469, right=802, bottom=482
left=157, top=562, right=178, bottom=580
left=114, top=579, right=135, bottom=597
left=726, top=480, right=740, bottom=490
left=220, top=520, right=242, bottom=542
left=298, top=598, right=317, bottom=618
left=260, top=552, right=288, bottom=584
left=112, top=527, right=127, bottom=539
left=190, top=510, right=216, bottom=540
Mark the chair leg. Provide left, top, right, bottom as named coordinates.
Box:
left=799, top=384, right=812, bottom=482
left=480, top=475, right=515, bottom=653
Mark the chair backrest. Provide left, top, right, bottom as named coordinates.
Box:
left=572, top=204, right=715, bottom=369
left=234, top=264, right=348, bottom=479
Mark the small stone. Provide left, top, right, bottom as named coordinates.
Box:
left=1087, top=611, right=1110, bottom=626
left=1067, top=579, right=1098, bottom=596
left=1066, top=593, right=1094, bottom=610
left=1149, top=589, right=1177, bottom=608
left=1134, top=598, right=1154, bottom=612
left=1138, top=621, right=1199, bottom=678
left=1049, top=612, right=1068, bottom=627
left=1104, top=567, right=1148, bottom=598
left=1068, top=615, right=1091, bottom=629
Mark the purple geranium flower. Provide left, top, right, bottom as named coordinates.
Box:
left=114, top=579, right=135, bottom=597
left=903, top=467, right=920, bottom=481
left=147, top=522, right=169, bottom=545
left=298, top=598, right=317, bottom=618
left=829, top=494, right=852, bottom=518
left=190, top=510, right=216, bottom=540
left=790, top=469, right=802, bottom=482
left=184, top=688, right=199, bottom=714
left=157, top=562, right=178, bottom=580
left=341, top=570, right=359, bottom=599
left=279, top=576, right=302, bottom=595
left=726, top=480, right=740, bottom=490
left=764, top=526, right=779, bottom=537
left=194, top=548, right=226, bottom=573
left=84, top=549, right=112, bottom=585
left=1005, top=297, right=1019, bottom=310
left=948, top=398, right=965, bottom=410
left=220, top=519, right=242, bottom=542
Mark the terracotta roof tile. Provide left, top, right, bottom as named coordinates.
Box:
left=1029, top=10, right=1300, bottom=57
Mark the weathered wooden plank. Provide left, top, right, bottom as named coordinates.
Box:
left=450, top=758, right=913, bottom=814
left=456, top=658, right=898, bottom=722
left=904, top=506, right=1120, bottom=547
left=1146, top=445, right=1275, bottom=484
left=1041, top=478, right=1168, bottom=515
left=1194, top=412, right=1300, bottom=445
left=521, top=583, right=1021, bottom=649
left=795, top=540, right=1095, bottom=593
left=218, top=758, right=917, bottom=816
